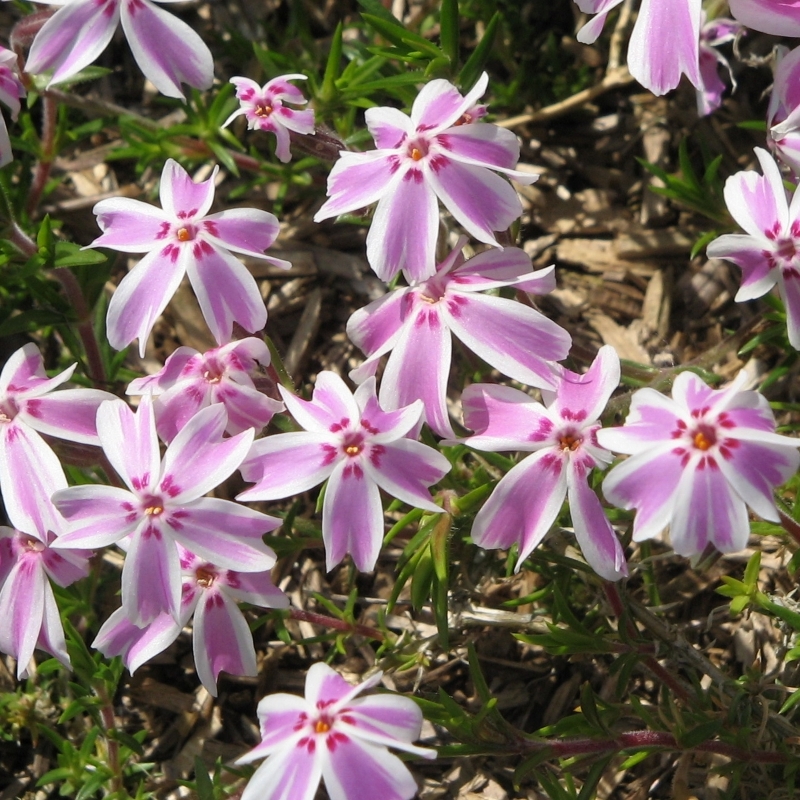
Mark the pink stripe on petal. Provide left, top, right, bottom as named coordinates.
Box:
left=186, top=244, right=267, bottom=345
left=547, top=345, right=619, bottom=423
left=449, top=247, right=538, bottom=290
left=243, top=692, right=308, bottom=756
left=287, top=371, right=361, bottom=434
left=169, top=498, right=277, bottom=572
left=320, top=731, right=420, bottom=800
left=159, top=159, right=217, bottom=220
left=212, top=382, right=282, bottom=436
left=627, top=0, right=702, bottom=95
left=365, top=106, right=411, bottom=149
left=567, top=461, right=627, bottom=581
left=93, top=606, right=181, bottom=672
left=201, top=208, right=280, bottom=259
left=411, top=72, right=488, bottom=131
left=193, top=589, right=256, bottom=696
left=354, top=379, right=422, bottom=442
left=120, top=0, right=213, bottom=99
left=314, top=151, right=405, bottom=221
left=272, top=106, right=315, bottom=135
left=26, top=388, right=112, bottom=445
left=669, top=460, right=749, bottom=555
left=428, top=158, right=522, bottom=247
left=26, top=0, right=119, bottom=85
left=596, top=390, right=681, bottom=453
left=0, top=558, right=45, bottom=677
left=37, top=582, right=70, bottom=669
left=240, top=743, right=322, bottom=800
left=225, top=570, right=288, bottom=608
left=122, top=522, right=181, bottom=626
left=364, top=438, right=448, bottom=512
left=0, top=343, right=58, bottom=396
left=346, top=695, right=423, bottom=744
left=472, top=450, right=567, bottom=568
left=461, top=383, right=551, bottom=450
left=305, top=661, right=355, bottom=706
left=347, top=288, right=410, bottom=358
left=707, top=234, right=777, bottom=301
left=323, top=460, right=383, bottom=572
left=367, top=170, right=439, bottom=283
left=779, top=265, right=800, bottom=350
left=723, top=150, right=788, bottom=239
left=379, top=304, right=453, bottom=438
left=91, top=197, right=170, bottom=253
left=106, top=245, right=186, bottom=356
left=97, top=397, right=160, bottom=492
left=51, top=485, right=141, bottom=549
left=152, top=383, right=206, bottom=443
left=238, top=432, right=339, bottom=500
left=445, top=292, right=569, bottom=389
left=437, top=124, right=520, bottom=172
left=729, top=0, right=800, bottom=36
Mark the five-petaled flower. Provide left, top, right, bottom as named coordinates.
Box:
left=93, top=544, right=287, bottom=696
left=458, top=346, right=627, bottom=580
left=224, top=74, right=315, bottom=163
left=696, top=15, right=742, bottom=117
left=237, top=371, right=450, bottom=572
left=236, top=662, right=435, bottom=800
left=598, top=370, right=800, bottom=557
left=0, top=344, right=113, bottom=537
left=0, top=455, right=92, bottom=679
left=90, top=158, right=290, bottom=356
left=52, top=397, right=279, bottom=626
left=706, top=148, right=800, bottom=348
left=25, top=0, right=214, bottom=99
left=314, top=72, right=536, bottom=283
left=127, top=337, right=283, bottom=442
left=347, top=237, right=571, bottom=437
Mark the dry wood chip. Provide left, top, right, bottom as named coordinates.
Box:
left=587, top=311, right=652, bottom=363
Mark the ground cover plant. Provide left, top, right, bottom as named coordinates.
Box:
left=4, top=1, right=800, bottom=798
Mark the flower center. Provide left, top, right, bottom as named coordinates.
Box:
left=454, top=112, right=472, bottom=126
left=407, top=137, right=429, bottom=161
left=176, top=226, right=193, bottom=242
left=315, top=719, right=331, bottom=734
left=344, top=444, right=362, bottom=456
left=0, top=397, right=18, bottom=422
left=195, top=566, right=216, bottom=588
left=559, top=434, right=582, bottom=452
left=255, top=103, right=273, bottom=117
left=691, top=424, right=717, bottom=451
left=143, top=496, right=164, bottom=516
left=776, top=237, right=798, bottom=262
left=22, top=535, right=45, bottom=553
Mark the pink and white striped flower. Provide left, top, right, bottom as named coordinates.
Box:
left=238, top=372, right=450, bottom=572
left=313, top=72, right=536, bottom=283
left=237, top=662, right=435, bottom=800
left=575, top=0, right=702, bottom=96
left=696, top=16, right=742, bottom=117
left=93, top=544, right=287, bottom=696
left=127, top=338, right=283, bottom=442
left=25, top=0, right=214, bottom=100
left=767, top=45, right=800, bottom=174
left=0, top=343, right=112, bottom=537
left=0, top=458, right=92, bottom=679
left=91, top=158, right=290, bottom=356
left=223, top=75, right=315, bottom=163
left=729, top=0, right=800, bottom=36
left=706, top=148, right=800, bottom=348
left=0, top=46, right=24, bottom=167
left=52, top=397, right=279, bottom=626
left=598, top=371, right=800, bottom=557
left=459, top=346, right=627, bottom=580
left=347, top=238, right=571, bottom=438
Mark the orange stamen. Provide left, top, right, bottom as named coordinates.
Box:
left=176, top=227, right=191, bottom=242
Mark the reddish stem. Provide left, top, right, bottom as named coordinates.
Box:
left=27, top=92, right=57, bottom=218
left=288, top=608, right=385, bottom=642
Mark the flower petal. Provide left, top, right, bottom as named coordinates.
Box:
left=706, top=234, right=777, bottom=301
left=779, top=265, right=800, bottom=350
left=26, top=0, right=119, bottom=86
left=282, top=371, right=360, bottom=434
left=346, top=288, right=410, bottom=360
left=410, top=72, right=488, bottom=131
left=472, top=450, right=568, bottom=569
left=186, top=243, right=267, bottom=345
left=0, top=342, right=73, bottom=397
left=596, top=389, right=681, bottom=453
left=445, top=292, right=569, bottom=389
left=367, top=169, right=439, bottom=283
left=729, top=0, right=800, bottom=36
left=0, top=558, right=46, bottom=678
left=159, top=159, right=217, bottom=220
left=365, top=106, right=412, bottom=149
left=51, top=484, right=139, bottom=549
left=91, top=197, right=170, bottom=253
left=23, top=387, right=112, bottom=445
left=354, top=377, right=422, bottom=442
left=238, top=431, right=338, bottom=500
left=323, top=460, right=384, bottom=572
left=240, top=743, right=322, bottom=800
left=106, top=244, right=186, bottom=357
left=93, top=606, right=181, bottom=673
left=201, top=208, right=280, bottom=260
left=120, top=0, right=214, bottom=99
left=437, top=123, right=521, bottom=173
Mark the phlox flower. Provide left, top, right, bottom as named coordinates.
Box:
left=575, top=0, right=702, bottom=96
left=0, top=457, right=92, bottom=679
left=458, top=346, right=627, bottom=581
left=236, top=662, right=435, bottom=800
left=94, top=544, right=287, bottom=696
left=25, top=0, right=214, bottom=99
left=52, top=397, right=279, bottom=626
left=767, top=45, right=800, bottom=174
left=313, top=72, right=536, bottom=283
left=127, top=337, right=283, bottom=442
left=0, top=46, right=24, bottom=167
left=90, top=158, right=290, bottom=356
left=706, top=148, right=800, bottom=348
left=0, top=343, right=113, bottom=536
left=347, top=237, right=571, bottom=438
left=223, top=75, right=315, bottom=163
left=728, top=0, right=800, bottom=36
left=696, top=17, right=742, bottom=117
left=237, top=371, right=450, bottom=572
left=598, top=371, right=800, bottom=557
